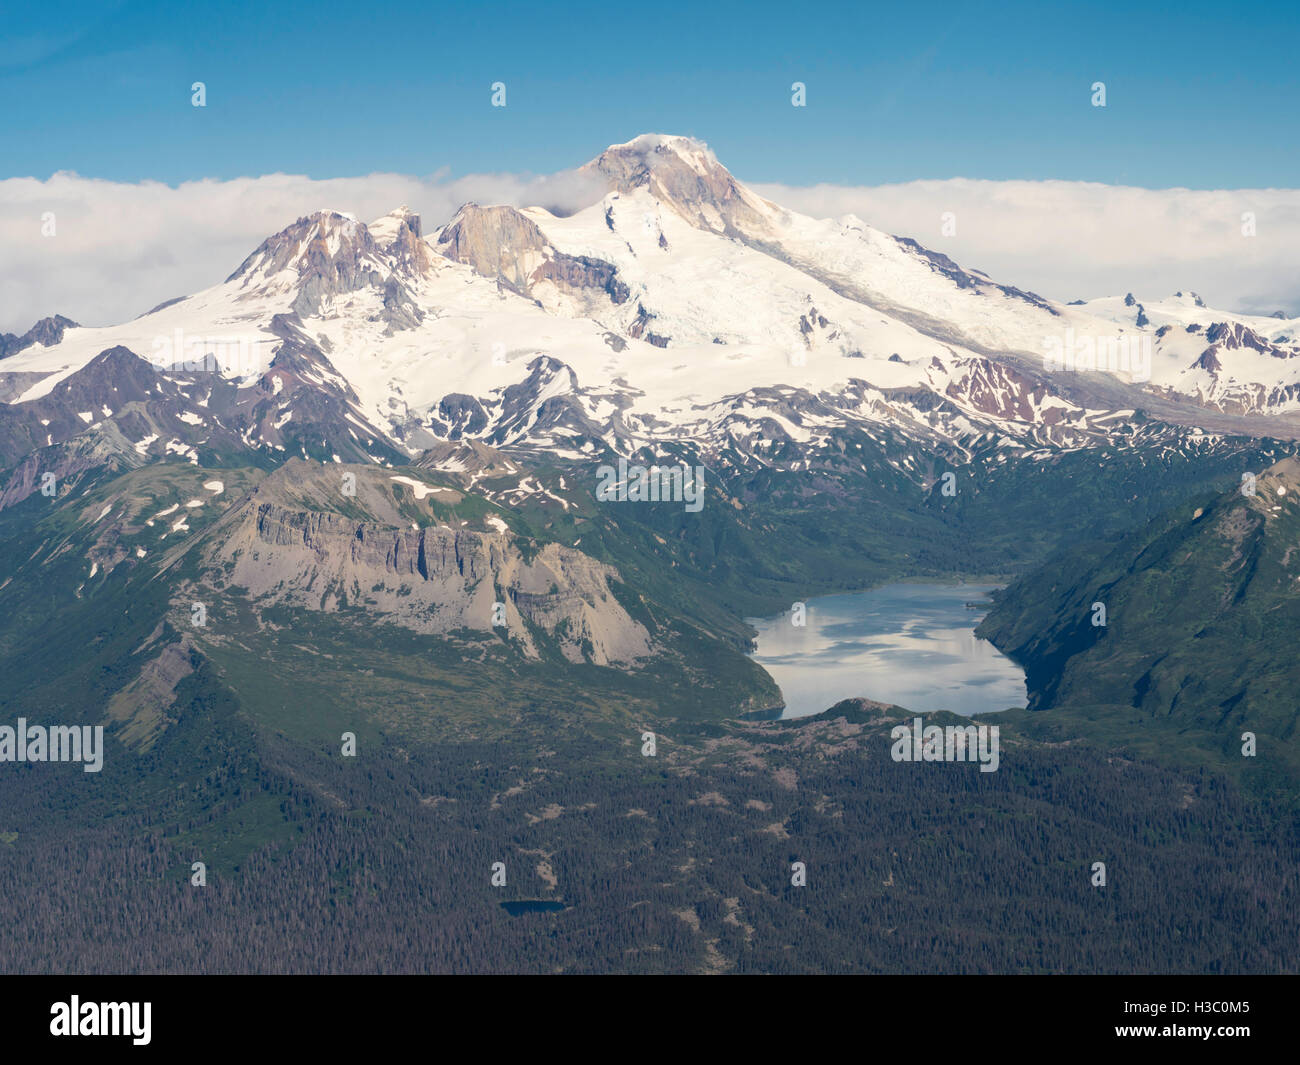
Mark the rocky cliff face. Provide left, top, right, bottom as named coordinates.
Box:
left=435, top=203, right=629, bottom=311
left=205, top=465, right=652, bottom=666
left=369, top=205, right=436, bottom=277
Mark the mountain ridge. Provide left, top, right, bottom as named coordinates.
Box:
left=5, top=133, right=1299, bottom=489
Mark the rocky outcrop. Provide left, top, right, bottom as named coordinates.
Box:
left=210, top=475, right=652, bottom=666
left=1203, top=321, right=1273, bottom=354
left=106, top=637, right=197, bottom=750
left=227, top=210, right=425, bottom=333
left=627, top=304, right=669, bottom=347
left=0, top=315, right=79, bottom=359
left=370, top=206, right=436, bottom=277
left=435, top=204, right=628, bottom=309
left=893, top=237, right=1058, bottom=316
left=585, top=134, right=777, bottom=238
left=1193, top=348, right=1223, bottom=373
left=429, top=393, right=490, bottom=439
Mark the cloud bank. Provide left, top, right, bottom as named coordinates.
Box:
left=2, top=168, right=1296, bottom=335
left=0, top=168, right=606, bottom=335
left=752, top=179, right=1300, bottom=319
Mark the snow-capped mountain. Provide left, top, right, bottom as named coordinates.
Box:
left=1079, top=291, right=1300, bottom=414
left=2, top=133, right=1298, bottom=508
left=0, top=314, right=79, bottom=359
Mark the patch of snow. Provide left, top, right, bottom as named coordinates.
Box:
left=389, top=475, right=451, bottom=500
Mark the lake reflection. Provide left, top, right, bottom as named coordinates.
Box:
left=747, top=583, right=1026, bottom=719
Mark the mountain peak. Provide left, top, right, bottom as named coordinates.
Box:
left=586, top=133, right=774, bottom=236
left=590, top=134, right=724, bottom=187
left=368, top=205, right=426, bottom=258
left=603, top=132, right=716, bottom=160
left=224, top=209, right=433, bottom=328
left=370, top=204, right=419, bottom=229
left=227, top=210, right=371, bottom=282
left=0, top=314, right=79, bottom=359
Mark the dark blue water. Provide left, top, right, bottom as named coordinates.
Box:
left=747, top=583, right=1026, bottom=719
left=500, top=900, right=567, bottom=916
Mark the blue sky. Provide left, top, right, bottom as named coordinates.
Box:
left=2, top=0, right=1297, bottom=188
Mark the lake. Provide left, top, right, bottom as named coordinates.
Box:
left=500, top=900, right=567, bottom=916
left=746, top=583, right=1026, bottom=720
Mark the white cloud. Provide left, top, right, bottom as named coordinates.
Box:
left=0, top=168, right=605, bottom=334
left=2, top=168, right=1296, bottom=336
left=750, top=178, right=1300, bottom=318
